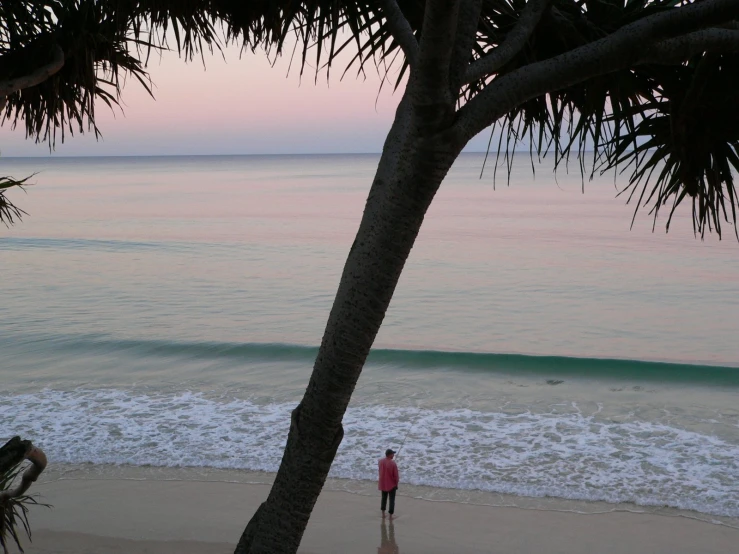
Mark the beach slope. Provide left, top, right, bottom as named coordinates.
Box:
left=17, top=477, right=738, bottom=554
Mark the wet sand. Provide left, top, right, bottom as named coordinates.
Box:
left=16, top=478, right=738, bottom=553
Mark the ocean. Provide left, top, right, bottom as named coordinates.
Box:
left=1, top=154, right=737, bottom=524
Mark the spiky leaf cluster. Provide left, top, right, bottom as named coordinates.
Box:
left=1, top=0, right=154, bottom=143
left=0, top=175, right=31, bottom=226
left=462, top=0, right=739, bottom=238
left=0, top=459, right=50, bottom=554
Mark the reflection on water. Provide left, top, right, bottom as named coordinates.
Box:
left=378, top=519, right=399, bottom=554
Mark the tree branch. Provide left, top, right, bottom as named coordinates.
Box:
left=464, top=0, right=552, bottom=85
left=376, top=89, right=414, bottom=175
left=455, top=0, right=739, bottom=143
left=640, top=28, right=739, bottom=63
left=0, top=45, right=64, bottom=97
left=416, top=0, right=463, bottom=105
left=379, top=0, right=419, bottom=67
left=450, top=0, right=484, bottom=94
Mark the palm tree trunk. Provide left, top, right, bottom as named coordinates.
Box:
left=235, top=94, right=462, bottom=553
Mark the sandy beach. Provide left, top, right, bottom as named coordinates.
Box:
left=12, top=474, right=737, bottom=554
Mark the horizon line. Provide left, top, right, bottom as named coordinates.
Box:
left=1, top=150, right=596, bottom=159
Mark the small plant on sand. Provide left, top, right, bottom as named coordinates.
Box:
left=0, top=438, right=49, bottom=554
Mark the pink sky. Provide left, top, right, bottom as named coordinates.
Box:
left=1, top=43, right=490, bottom=157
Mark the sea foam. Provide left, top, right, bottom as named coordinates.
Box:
left=2, top=388, right=737, bottom=517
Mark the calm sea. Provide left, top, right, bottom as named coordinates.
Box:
left=1, top=154, right=737, bottom=521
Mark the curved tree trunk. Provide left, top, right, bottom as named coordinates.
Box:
left=235, top=89, right=464, bottom=553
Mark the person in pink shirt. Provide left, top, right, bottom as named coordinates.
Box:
left=378, top=448, right=400, bottom=518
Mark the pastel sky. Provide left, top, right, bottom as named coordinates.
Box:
left=1, top=43, right=492, bottom=157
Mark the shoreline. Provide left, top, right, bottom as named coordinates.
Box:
left=15, top=466, right=739, bottom=553
left=38, top=464, right=739, bottom=527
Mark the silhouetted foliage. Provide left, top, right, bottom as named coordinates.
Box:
left=2, top=0, right=738, bottom=235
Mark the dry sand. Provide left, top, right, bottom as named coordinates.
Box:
left=14, top=478, right=738, bottom=553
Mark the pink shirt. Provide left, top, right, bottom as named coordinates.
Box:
left=378, top=457, right=399, bottom=491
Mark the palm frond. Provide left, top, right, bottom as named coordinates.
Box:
left=0, top=446, right=51, bottom=554
left=478, top=1, right=739, bottom=238
left=605, top=54, right=739, bottom=239
left=1, top=1, right=157, bottom=145
left=0, top=174, right=32, bottom=226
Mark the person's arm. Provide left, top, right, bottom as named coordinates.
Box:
left=393, top=462, right=399, bottom=488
